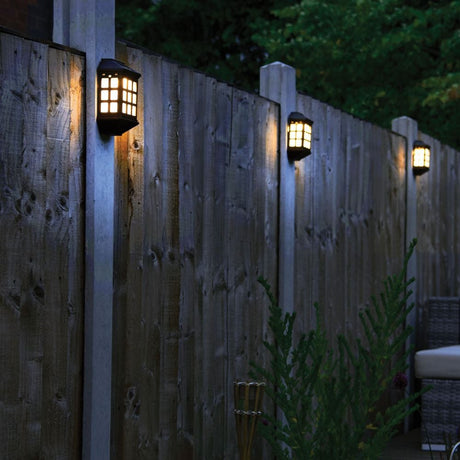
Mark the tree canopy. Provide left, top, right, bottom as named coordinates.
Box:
left=116, top=0, right=459, bottom=149
left=116, top=0, right=292, bottom=90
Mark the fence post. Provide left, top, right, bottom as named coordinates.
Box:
left=260, top=62, right=297, bottom=315
left=392, top=116, right=418, bottom=431
left=53, top=1, right=115, bottom=458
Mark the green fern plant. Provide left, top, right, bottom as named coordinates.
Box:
left=251, top=240, right=425, bottom=459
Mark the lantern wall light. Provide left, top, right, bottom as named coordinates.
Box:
left=412, top=140, right=431, bottom=175
left=287, top=112, right=313, bottom=161
left=97, top=59, right=141, bottom=136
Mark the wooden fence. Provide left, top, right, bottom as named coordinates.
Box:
left=0, top=32, right=459, bottom=459
left=0, top=32, right=85, bottom=458
left=293, top=94, right=407, bottom=342
left=111, top=43, right=279, bottom=459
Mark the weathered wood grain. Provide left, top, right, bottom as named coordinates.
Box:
left=111, top=42, right=131, bottom=459
left=112, top=45, right=280, bottom=460
left=113, top=44, right=183, bottom=459
left=0, top=32, right=84, bottom=459
left=0, top=33, right=47, bottom=460
left=295, top=94, right=407, bottom=345
left=176, top=64, right=198, bottom=460
left=226, top=88, right=279, bottom=459
left=2, top=29, right=459, bottom=460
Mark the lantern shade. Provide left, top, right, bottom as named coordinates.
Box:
left=97, top=59, right=141, bottom=136
left=412, top=140, right=431, bottom=175
left=287, top=112, right=313, bottom=161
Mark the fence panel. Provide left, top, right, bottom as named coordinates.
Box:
left=112, top=43, right=279, bottom=459
left=294, top=94, right=407, bottom=343
left=0, top=32, right=85, bottom=459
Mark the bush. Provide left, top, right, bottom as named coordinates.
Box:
left=251, top=240, right=425, bottom=459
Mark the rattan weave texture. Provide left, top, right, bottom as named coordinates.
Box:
left=427, top=297, right=460, bottom=349
left=421, top=378, right=460, bottom=446
left=420, top=297, right=460, bottom=450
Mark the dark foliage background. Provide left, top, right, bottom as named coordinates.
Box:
left=116, top=0, right=459, bottom=149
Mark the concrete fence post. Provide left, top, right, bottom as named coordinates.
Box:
left=392, top=116, right=419, bottom=431
left=53, top=1, right=115, bottom=458
left=260, top=62, right=297, bottom=315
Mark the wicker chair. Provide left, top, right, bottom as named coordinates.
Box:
left=415, top=297, right=460, bottom=451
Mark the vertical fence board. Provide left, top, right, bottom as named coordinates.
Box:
left=157, top=57, right=181, bottom=460
left=177, top=65, right=199, bottom=458
left=139, top=52, right=164, bottom=458
left=67, top=50, right=85, bottom=456
left=112, top=43, right=131, bottom=457
left=195, top=75, right=228, bottom=458
left=227, top=89, right=257, bottom=452
left=188, top=69, right=208, bottom=459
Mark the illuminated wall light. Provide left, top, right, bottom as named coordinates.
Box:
left=97, top=59, right=141, bottom=136
left=287, top=112, right=313, bottom=161
left=412, top=140, right=431, bottom=175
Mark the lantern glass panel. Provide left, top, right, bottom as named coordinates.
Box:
left=304, top=124, right=312, bottom=149
left=413, top=148, right=422, bottom=168
left=288, top=123, right=299, bottom=147
left=413, top=147, right=430, bottom=169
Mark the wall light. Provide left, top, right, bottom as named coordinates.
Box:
left=412, top=140, right=431, bottom=175
left=287, top=112, right=313, bottom=161
left=97, top=59, right=141, bottom=136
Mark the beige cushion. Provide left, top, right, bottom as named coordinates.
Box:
left=415, top=345, right=460, bottom=379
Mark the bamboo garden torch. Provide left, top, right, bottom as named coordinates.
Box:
left=234, top=381, right=265, bottom=460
